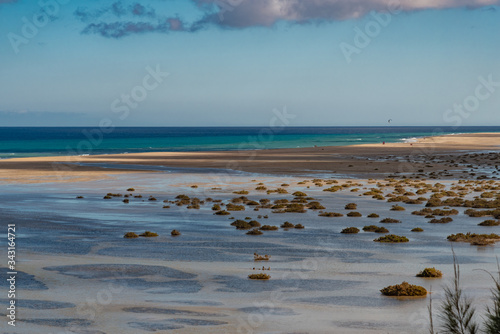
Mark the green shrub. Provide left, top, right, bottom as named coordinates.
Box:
left=254, top=253, right=270, bottom=261
left=345, top=203, right=357, bottom=210
left=319, top=212, right=343, bottom=217
left=171, top=230, right=181, bottom=236
left=281, top=222, right=295, bottom=228
left=416, top=267, right=442, bottom=278
left=212, top=204, right=221, bottom=211
left=293, top=191, right=307, bottom=197
left=233, top=190, right=249, bottom=195
left=123, top=232, right=139, bottom=238
left=380, top=218, right=401, bottom=224
left=411, top=228, right=424, bottom=232
left=246, top=229, right=263, bottom=235
left=231, top=220, right=252, bottom=230
left=307, top=201, right=325, bottom=210
left=226, top=203, right=245, bottom=211
left=479, top=220, right=500, bottom=226
left=380, top=282, right=427, bottom=296
left=363, top=225, right=389, bottom=233
left=374, top=234, right=409, bottom=243
left=367, top=213, right=380, bottom=218
left=294, top=224, right=305, bottom=229
left=214, top=210, right=230, bottom=215
left=127, top=188, right=135, bottom=192
left=341, top=227, right=360, bottom=234
left=347, top=211, right=362, bottom=217
left=260, top=225, right=279, bottom=231
left=139, top=231, right=158, bottom=237
left=248, top=273, right=270, bottom=279
left=429, top=217, right=453, bottom=224
left=391, top=205, right=406, bottom=211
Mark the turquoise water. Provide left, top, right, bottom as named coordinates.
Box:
left=0, top=126, right=498, bottom=159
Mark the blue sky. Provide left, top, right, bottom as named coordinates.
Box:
left=0, top=0, right=499, bottom=126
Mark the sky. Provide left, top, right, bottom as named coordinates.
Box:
left=0, top=0, right=499, bottom=127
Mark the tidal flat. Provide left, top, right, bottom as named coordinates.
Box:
left=1, top=169, right=500, bottom=334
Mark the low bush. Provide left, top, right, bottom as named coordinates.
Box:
left=123, top=232, right=139, bottom=238
left=260, top=225, right=279, bottom=231
left=429, top=217, right=453, bottom=224
left=479, top=220, right=500, bottom=226
left=380, top=218, right=401, bottom=224
left=347, top=211, right=362, bottom=217
left=380, top=282, right=427, bottom=296
left=341, top=227, right=360, bottom=234
left=374, top=234, right=409, bottom=243
left=246, top=229, right=263, bottom=235
left=416, top=267, right=442, bottom=278
left=367, top=213, right=380, bottom=218
left=391, top=205, right=406, bottom=211
left=248, top=273, right=270, bottom=279
left=319, top=212, right=344, bottom=217
left=294, top=224, right=305, bottom=229
left=411, top=227, right=424, bottom=232
left=281, top=222, right=295, bottom=228
left=139, top=231, right=158, bottom=237
left=171, top=230, right=181, bottom=236
left=345, top=203, right=358, bottom=210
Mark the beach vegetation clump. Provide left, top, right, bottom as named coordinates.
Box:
left=123, top=232, right=139, bottom=238
left=123, top=199, right=129, bottom=203
left=447, top=232, right=500, bottom=245
left=231, top=220, right=252, bottom=230
left=380, top=218, right=401, bottom=224
left=127, top=188, right=135, bottom=192
left=148, top=196, right=157, bottom=201
left=191, top=185, right=198, bottom=188
left=281, top=222, right=295, bottom=228
left=293, top=191, right=307, bottom=197
left=363, top=225, right=389, bottom=233
left=233, top=190, right=249, bottom=195
left=429, top=217, right=453, bottom=224
left=246, top=229, right=263, bottom=236
left=323, top=186, right=342, bottom=192
left=319, top=212, right=344, bottom=217
left=341, top=227, right=360, bottom=234
left=416, top=267, right=442, bottom=278
left=347, top=211, right=362, bottom=217
left=76, top=196, right=84, bottom=199
left=380, top=282, right=427, bottom=297
left=134, top=195, right=142, bottom=198
left=391, top=205, right=406, bottom=211
left=295, top=224, right=305, bottom=229
left=139, top=231, right=158, bottom=237
left=411, top=228, right=424, bottom=232
left=388, top=196, right=410, bottom=203
left=260, top=225, right=279, bottom=231
left=103, top=195, right=112, bottom=199
left=367, top=213, right=380, bottom=218
left=479, top=220, right=500, bottom=226
left=176, top=194, right=190, bottom=200
left=307, top=201, right=325, bottom=210
left=374, top=234, right=409, bottom=243
left=226, top=203, right=245, bottom=211
left=248, top=273, right=270, bottom=279
left=246, top=200, right=259, bottom=206
left=212, top=204, right=221, bottom=211
left=248, top=220, right=261, bottom=227
left=345, top=203, right=358, bottom=210
left=255, top=186, right=267, bottom=191
left=171, top=230, right=181, bottom=236
left=284, top=204, right=306, bottom=213
left=214, top=210, right=230, bottom=215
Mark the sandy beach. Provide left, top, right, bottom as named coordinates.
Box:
left=1, top=133, right=499, bottom=184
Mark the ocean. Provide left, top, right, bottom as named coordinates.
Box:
left=0, top=126, right=499, bottom=159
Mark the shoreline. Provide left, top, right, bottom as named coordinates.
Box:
left=1, top=132, right=499, bottom=184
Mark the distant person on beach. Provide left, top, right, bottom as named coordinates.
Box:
left=383, top=141, right=385, bottom=145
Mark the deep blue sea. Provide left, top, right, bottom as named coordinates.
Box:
left=0, top=126, right=499, bottom=159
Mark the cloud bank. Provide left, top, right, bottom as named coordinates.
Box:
left=73, top=0, right=500, bottom=38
